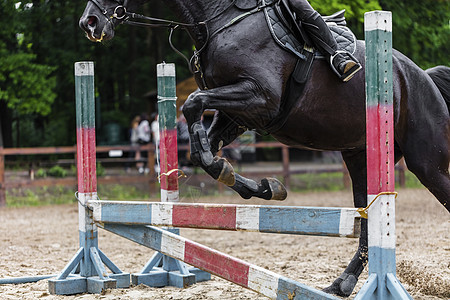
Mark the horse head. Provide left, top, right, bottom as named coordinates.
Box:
left=79, top=0, right=144, bottom=42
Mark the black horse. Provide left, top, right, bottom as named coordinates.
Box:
left=79, top=0, right=450, bottom=297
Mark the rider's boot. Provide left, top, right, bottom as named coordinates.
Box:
left=301, top=12, right=362, bottom=82
left=330, top=51, right=362, bottom=82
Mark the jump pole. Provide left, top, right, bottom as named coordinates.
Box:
left=355, top=11, right=412, bottom=299
left=48, top=62, right=130, bottom=295
left=131, top=62, right=211, bottom=288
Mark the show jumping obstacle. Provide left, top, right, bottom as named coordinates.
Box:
left=46, top=11, right=410, bottom=299
left=355, top=12, right=411, bottom=299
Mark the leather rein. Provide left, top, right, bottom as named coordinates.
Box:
left=88, top=0, right=272, bottom=89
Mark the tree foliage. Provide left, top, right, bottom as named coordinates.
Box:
left=0, top=51, right=56, bottom=115
left=0, top=2, right=56, bottom=115
left=380, top=0, right=449, bottom=69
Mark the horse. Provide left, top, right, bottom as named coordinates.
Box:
left=79, top=0, right=450, bottom=297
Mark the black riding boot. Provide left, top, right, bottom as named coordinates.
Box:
left=302, top=12, right=361, bottom=82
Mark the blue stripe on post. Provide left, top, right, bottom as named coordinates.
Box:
left=368, top=247, right=396, bottom=277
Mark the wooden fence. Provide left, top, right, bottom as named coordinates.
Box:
left=0, top=142, right=406, bottom=207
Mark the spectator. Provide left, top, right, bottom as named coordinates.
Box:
left=150, top=113, right=160, bottom=174
left=126, top=115, right=141, bottom=173
left=137, top=113, right=151, bottom=174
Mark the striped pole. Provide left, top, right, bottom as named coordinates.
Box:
left=102, top=223, right=339, bottom=300
left=130, top=63, right=210, bottom=288
left=89, top=200, right=361, bottom=238
left=75, top=62, right=99, bottom=279
left=157, top=63, right=179, bottom=202
left=356, top=11, right=412, bottom=299
left=49, top=62, right=129, bottom=295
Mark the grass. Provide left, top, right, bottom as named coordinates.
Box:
left=6, top=184, right=152, bottom=207
left=5, top=169, right=425, bottom=207
left=289, top=172, right=345, bottom=192
left=288, top=169, right=423, bottom=193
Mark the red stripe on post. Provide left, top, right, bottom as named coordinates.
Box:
left=77, top=127, right=97, bottom=193
left=366, top=104, right=395, bottom=194
left=172, top=205, right=237, bottom=230
left=184, top=241, right=250, bottom=287
left=159, top=128, right=178, bottom=191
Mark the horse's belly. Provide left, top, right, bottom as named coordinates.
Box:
left=272, top=112, right=366, bottom=151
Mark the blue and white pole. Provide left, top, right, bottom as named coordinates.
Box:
left=355, top=11, right=412, bottom=300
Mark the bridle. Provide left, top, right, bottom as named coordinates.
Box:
left=89, top=0, right=129, bottom=21
left=87, top=0, right=272, bottom=89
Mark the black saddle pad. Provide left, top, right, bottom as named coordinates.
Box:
left=263, top=1, right=357, bottom=60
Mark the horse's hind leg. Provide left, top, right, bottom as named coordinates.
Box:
left=400, top=121, right=450, bottom=212
left=323, top=150, right=368, bottom=297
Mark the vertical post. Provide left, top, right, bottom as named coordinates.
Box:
left=49, top=62, right=129, bottom=295
left=356, top=11, right=412, bottom=300
left=157, top=63, right=179, bottom=202
left=131, top=63, right=210, bottom=288
left=75, top=62, right=98, bottom=278
left=0, top=147, right=5, bottom=207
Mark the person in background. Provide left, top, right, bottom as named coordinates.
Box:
left=136, top=113, right=151, bottom=174
left=150, top=113, right=160, bottom=173
left=126, top=115, right=141, bottom=173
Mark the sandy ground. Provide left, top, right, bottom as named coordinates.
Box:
left=0, top=188, right=448, bottom=300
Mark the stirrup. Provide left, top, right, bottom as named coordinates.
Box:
left=330, top=50, right=362, bottom=82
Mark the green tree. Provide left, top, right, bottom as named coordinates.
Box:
left=0, top=51, right=56, bottom=116
left=310, top=0, right=382, bottom=38
left=0, top=1, right=56, bottom=147
left=380, top=0, right=449, bottom=68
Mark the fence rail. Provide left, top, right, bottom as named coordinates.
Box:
left=0, top=143, right=406, bottom=207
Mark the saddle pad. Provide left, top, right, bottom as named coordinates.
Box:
left=264, top=2, right=357, bottom=60
left=315, top=25, right=357, bottom=58
left=264, top=3, right=307, bottom=60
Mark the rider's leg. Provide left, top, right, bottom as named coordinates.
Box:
left=288, top=0, right=361, bottom=81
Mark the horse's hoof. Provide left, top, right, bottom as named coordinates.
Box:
left=264, top=178, right=287, bottom=201
left=322, top=273, right=356, bottom=297
left=216, top=157, right=235, bottom=186
left=339, top=274, right=357, bottom=296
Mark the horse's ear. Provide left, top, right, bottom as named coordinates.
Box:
left=235, top=0, right=258, bottom=10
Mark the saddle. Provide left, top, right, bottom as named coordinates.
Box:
left=264, top=1, right=357, bottom=60
left=262, top=0, right=357, bottom=133
left=233, top=0, right=358, bottom=133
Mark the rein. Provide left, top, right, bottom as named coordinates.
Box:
left=120, top=0, right=240, bottom=81
left=88, top=0, right=273, bottom=88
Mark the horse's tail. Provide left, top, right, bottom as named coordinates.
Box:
left=426, top=66, right=450, bottom=113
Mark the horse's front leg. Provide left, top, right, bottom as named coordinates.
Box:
left=182, top=92, right=237, bottom=186
left=182, top=81, right=287, bottom=200
left=323, top=150, right=368, bottom=297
